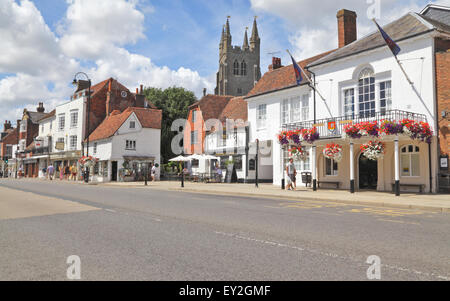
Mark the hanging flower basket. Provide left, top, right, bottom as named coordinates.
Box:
left=286, top=129, right=301, bottom=145
left=360, top=141, right=385, bottom=161
left=289, top=146, right=308, bottom=162
left=343, top=124, right=362, bottom=139
left=300, top=127, right=320, bottom=144
left=358, top=121, right=379, bottom=137
left=78, top=156, right=99, bottom=168
left=323, top=143, right=343, bottom=162
left=401, top=119, right=433, bottom=144
left=277, top=131, right=289, bottom=147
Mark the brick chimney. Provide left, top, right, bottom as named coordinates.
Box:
left=203, top=88, right=207, bottom=96
left=337, top=9, right=357, bottom=48
left=3, top=120, right=11, bottom=132
left=37, top=102, right=45, bottom=113
left=269, top=57, right=282, bottom=71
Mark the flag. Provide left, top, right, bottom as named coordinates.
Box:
left=374, top=19, right=401, bottom=57
left=289, top=53, right=303, bottom=85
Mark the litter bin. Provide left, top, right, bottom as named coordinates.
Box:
left=301, top=172, right=312, bottom=187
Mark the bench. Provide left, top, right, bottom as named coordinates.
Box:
left=391, top=183, right=425, bottom=193
left=317, top=181, right=340, bottom=189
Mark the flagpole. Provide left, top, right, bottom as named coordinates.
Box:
left=371, top=19, right=432, bottom=117
left=286, top=50, right=333, bottom=118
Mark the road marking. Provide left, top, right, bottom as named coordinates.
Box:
left=377, top=219, right=421, bottom=225
left=214, top=231, right=450, bottom=280
left=105, top=209, right=116, bottom=213
left=344, top=207, right=426, bottom=217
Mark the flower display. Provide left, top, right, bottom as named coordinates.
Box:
left=289, top=146, right=308, bottom=161
left=277, top=131, right=289, bottom=146
left=343, top=119, right=433, bottom=144
left=78, top=156, right=99, bottom=168
left=300, top=127, right=320, bottom=144
left=360, top=141, right=385, bottom=161
left=323, top=143, right=343, bottom=162
left=343, top=124, right=362, bottom=139
left=286, top=129, right=301, bottom=145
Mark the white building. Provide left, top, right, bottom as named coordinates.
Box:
left=86, top=107, right=162, bottom=182
left=245, top=6, right=450, bottom=194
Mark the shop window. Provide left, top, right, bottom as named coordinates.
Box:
left=325, top=158, right=338, bottom=176
left=192, top=159, right=199, bottom=168
left=248, top=158, right=256, bottom=171
left=401, top=145, right=420, bottom=177
left=233, top=155, right=242, bottom=170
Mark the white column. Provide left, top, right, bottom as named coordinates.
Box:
left=312, top=146, right=317, bottom=191
left=394, top=137, right=400, bottom=196
left=350, top=142, right=355, bottom=193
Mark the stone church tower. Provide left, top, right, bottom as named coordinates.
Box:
left=214, top=17, right=261, bottom=96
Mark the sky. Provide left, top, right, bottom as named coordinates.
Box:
left=1, top=0, right=449, bottom=125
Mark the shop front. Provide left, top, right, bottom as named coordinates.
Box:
left=280, top=110, right=437, bottom=194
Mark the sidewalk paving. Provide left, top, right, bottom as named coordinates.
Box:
left=102, top=180, right=450, bottom=213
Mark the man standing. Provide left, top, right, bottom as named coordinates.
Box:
left=151, top=163, right=156, bottom=181
left=285, top=158, right=297, bottom=191
left=47, top=163, right=54, bottom=180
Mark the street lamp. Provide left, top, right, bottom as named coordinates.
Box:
left=72, top=72, right=91, bottom=183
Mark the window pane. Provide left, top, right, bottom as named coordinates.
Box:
left=401, top=154, right=410, bottom=176
left=411, top=154, right=420, bottom=176
left=325, top=158, right=331, bottom=176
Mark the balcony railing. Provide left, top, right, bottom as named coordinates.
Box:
left=282, top=109, right=428, bottom=140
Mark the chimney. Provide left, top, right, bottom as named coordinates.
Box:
left=140, top=84, right=143, bottom=94
left=337, top=9, right=357, bottom=48
left=3, top=120, right=11, bottom=132
left=37, top=102, right=45, bottom=113
left=269, top=57, right=282, bottom=71
left=136, top=88, right=139, bottom=94
left=203, top=88, right=207, bottom=96
left=17, top=119, right=21, bottom=129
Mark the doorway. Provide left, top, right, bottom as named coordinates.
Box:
left=359, top=154, right=378, bottom=190
left=111, top=161, right=118, bottom=182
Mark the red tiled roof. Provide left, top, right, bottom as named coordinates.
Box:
left=246, top=50, right=337, bottom=98
left=87, top=107, right=162, bottom=142
left=219, top=96, right=247, bottom=123
left=189, top=94, right=234, bottom=121
left=1, top=127, right=19, bottom=145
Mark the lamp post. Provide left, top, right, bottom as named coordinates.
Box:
left=72, top=72, right=91, bottom=183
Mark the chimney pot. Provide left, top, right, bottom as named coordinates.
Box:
left=337, top=9, right=357, bottom=48
left=36, top=102, right=45, bottom=113
left=270, top=57, right=282, bottom=70
left=203, top=88, right=207, bottom=96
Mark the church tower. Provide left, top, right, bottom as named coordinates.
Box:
left=215, top=17, right=261, bottom=96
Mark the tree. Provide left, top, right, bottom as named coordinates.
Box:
left=143, top=86, right=197, bottom=164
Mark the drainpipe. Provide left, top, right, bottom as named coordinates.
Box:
left=428, top=142, right=433, bottom=193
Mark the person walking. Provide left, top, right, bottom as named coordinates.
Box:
left=151, top=163, right=157, bottom=181
left=59, top=165, right=64, bottom=180
left=47, top=164, right=54, bottom=180
left=285, top=158, right=297, bottom=191
left=70, top=163, right=77, bottom=181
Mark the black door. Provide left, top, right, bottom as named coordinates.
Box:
left=359, top=155, right=378, bottom=189
left=111, top=161, right=118, bottom=181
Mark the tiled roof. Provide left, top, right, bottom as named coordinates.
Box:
left=245, top=50, right=336, bottom=98
left=87, top=107, right=162, bottom=142
left=38, top=109, right=56, bottom=122
left=219, top=96, right=247, bottom=122
left=308, top=13, right=450, bottom=68
left=27, top=111, right=47, bottom=124
left=189, top=94, right=234, bottom=121
left=1, top=127, right=19, bottom=144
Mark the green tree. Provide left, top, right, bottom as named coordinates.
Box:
left=143, top=86, right=197, bottom=164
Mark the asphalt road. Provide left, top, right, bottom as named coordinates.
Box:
left=0, top=178, right=449, bottom=281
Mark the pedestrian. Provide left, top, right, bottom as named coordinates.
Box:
left=71, top=164, right=77, bottom=181
left=59, top=165, right=64, bottom=180
left=285, top=158, right=296, bottom=191
left=151, top=163, right=157, bottom=181
left=42, top=167, right=47, bottom=179
left=64, top=164, right=70, bottom=180
left=47, top=164, right=54, bottom=180
left=216, top=164, right=222, bottom=183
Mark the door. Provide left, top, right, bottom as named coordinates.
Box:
left=111, top=161, right=118, bottom=182
left=359, top=154, right=378, bottom=190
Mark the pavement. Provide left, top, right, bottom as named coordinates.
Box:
left=0, top=178, right=449, bottom=281
left=99, top=180, right=450, bottom=213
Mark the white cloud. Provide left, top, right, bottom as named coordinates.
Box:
left=0, top=0, right=214, bottom=125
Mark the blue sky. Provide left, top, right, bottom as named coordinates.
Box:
left=0, top=0, right=447, bottom=124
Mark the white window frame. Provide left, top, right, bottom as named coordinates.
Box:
left=290, top=96, right=301, bottom=123
left=70, top=110, right=78, bottom=128
left=401, top=145, right=420, bottom=177
left=58, top=114, right=65, bottom=131
left=69, top=135, right=77, bottom=150
left=281, top=99, right=289, bottom=125
left=379, top=80, right=392, bottom=115
left=125, top=140, right=136, bottom=150
left=343, top=88, right=355, bottom=117
left=325, top=157, right=338, bottom=176
left=301, top=94, right=309, bottom=121
left=129, top=121, right=136, bottom=129
left=256, top=104, right=267, bottom=130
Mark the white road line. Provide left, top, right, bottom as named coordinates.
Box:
left=214, top=231, right=450, bottom=280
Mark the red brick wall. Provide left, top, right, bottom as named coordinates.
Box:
left=435, top=38, right=450, bottom=172
left=337, top=9, right=357, bottom=48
